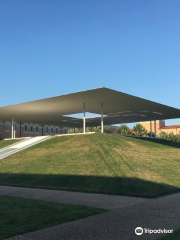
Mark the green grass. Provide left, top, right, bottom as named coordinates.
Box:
left=0, top=196, right=105, bottom=239
left=159, top=228, right=180, bottom=240
left=0, top=133, right=180, bottom=197
left=0, top=139, right=21, bottom=149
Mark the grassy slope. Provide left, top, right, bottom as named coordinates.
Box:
left=0, top=134, right=180, bottom=197
left=0, top=196, right=104, bottom=239
left=0, top=139, right=21, bottom=149
left=159, top=228, right=180, bottom=240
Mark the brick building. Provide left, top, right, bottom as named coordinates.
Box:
left=0, top=121, right=68, bottom=140
left=140, top=120, right=180, bottom=135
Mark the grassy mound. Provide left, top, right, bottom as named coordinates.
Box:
left=0, top=139, right=21, bottom=149
left=0, top=134, right=179, bottom=197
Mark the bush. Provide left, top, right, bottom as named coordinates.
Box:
left=159, top=131, right=168, bottom=140
left=86, top=127, right=101, bottom=132
left=147, top=132, right=156, bottom=138
left=68, top=128, right=81, bottom=133
left=68, top=125, right=116, bottom=134
left=159, top=131, right=180, bottom=143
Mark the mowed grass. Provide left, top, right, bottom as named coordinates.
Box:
left=0, top=196, right=105, bottom=239
left=0, top=139, right=21, bottom=149
left=0, top=134, right=180, bottom=197
left=159, top=228, right=180, bottom=240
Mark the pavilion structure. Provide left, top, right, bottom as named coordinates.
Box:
left=0, top=87, right=180, bottom=138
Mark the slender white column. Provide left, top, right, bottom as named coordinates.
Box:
left=13, top=119, right=16, bottom=139
left=154, top=119, right=157, bottom=138
left=11, top=117, right=14, bottom=139
left=83, top=103, right=86, bottom=133
left=101, top=103, right=104, bottom=133
left=150, top=120, right=152, bottom=137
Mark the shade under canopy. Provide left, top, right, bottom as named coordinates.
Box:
left=0, top=87, right=180, bottom=127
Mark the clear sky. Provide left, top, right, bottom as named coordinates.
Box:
left=0, top=0, right=180, bottom=125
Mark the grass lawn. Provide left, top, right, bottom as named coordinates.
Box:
left=159, top=228, right=180, bottom=240
left=0, top=134, right=180, bottom=197
left=0, top=196, right=105, bottom=239
left=0, top=139, right=21, bottom=149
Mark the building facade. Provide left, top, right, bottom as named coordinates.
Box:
left=0, top=121, right=68, bottom=140
left=140, top=120, right=180, bottom=135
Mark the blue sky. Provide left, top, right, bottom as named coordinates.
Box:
left=0, top=0, right=180, bottom=125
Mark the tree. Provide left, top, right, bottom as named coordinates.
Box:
left=133, top=124, right=147, bottom=136
left=117, top=125, right=131, bottom=136
left=104, top=125, right=116, bottom=133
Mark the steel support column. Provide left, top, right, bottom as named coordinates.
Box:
left=154, top=119, right=157, bottom=138
left=150, top=120, right=152, bottom=137
left=42, top=124, right=44, bottom=136
left=20, top=121, right=22, bottom=138
left=101, top=103, right=104, bottom=133
left=13, top=120, right=16, bottom=139
left=83, top=103, right=86, bottom=133
left=11, top=117, right=14, bottom=139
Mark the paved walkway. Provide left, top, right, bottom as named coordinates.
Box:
left=0, top=186, right=180, bottom=240
left=0, top=136, right=50, bottom=160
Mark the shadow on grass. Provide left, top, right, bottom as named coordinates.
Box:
left=0, top=173, right=179, bottom=198
left=128, top=136, right=180, bottom=149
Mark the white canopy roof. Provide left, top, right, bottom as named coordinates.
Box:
left=0, top=87, right=180, bottom=127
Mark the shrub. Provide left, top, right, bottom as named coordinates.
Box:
left=147, top=132, right=156, bottom=138
left=86, top=127, right=101, bottom=132
left=159, top=131, right=168, bottom=140
left=159, top=131, right=180, bottom=143
left=68, top=128, right=81, bottom=133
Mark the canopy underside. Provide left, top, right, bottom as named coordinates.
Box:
left=0, top=88, right=180, bottom=127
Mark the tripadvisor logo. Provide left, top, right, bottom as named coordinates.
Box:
left=135, top=227, right=143, bottom=235
left=135, top=227, right=173, bottom=235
